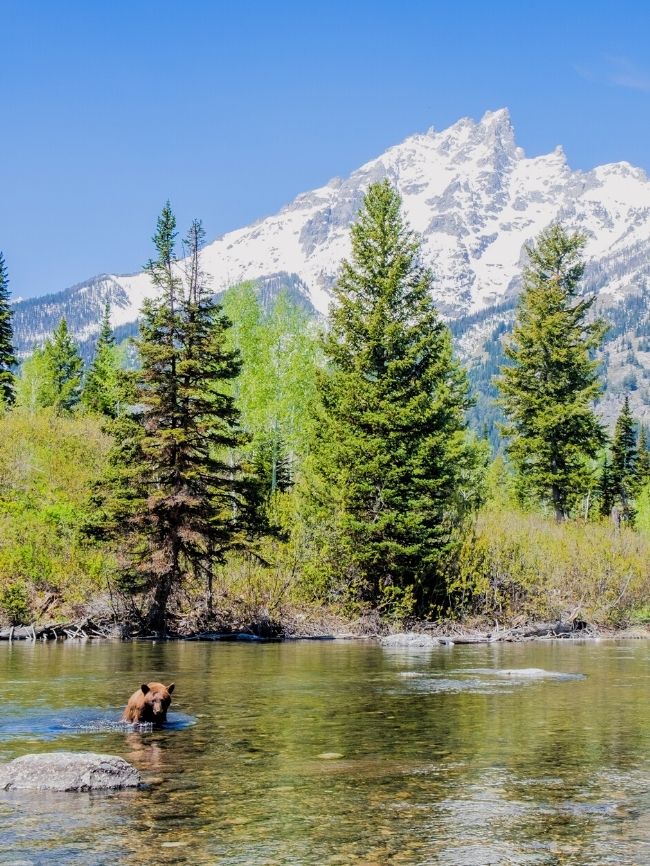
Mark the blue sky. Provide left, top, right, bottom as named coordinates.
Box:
left=1, top=0, right=649, bottom=299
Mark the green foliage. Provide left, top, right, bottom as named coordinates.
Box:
left=91, top=208, right=271, bottom=633
left=451, top=506, right=650, bottom=626
left=221, top=282, right=320, bottom=496
left=496, top=224, right=606, bottom=520
left=0, top=581, right=30, bottom=625
left=251, top=430, right=293, bottom=496
left=599, top=458, right=614, bottom=518
left=17, top=318, right=84, bottom=412
left=483, top=454, right=516, bottom=508
left=610, top=395, right=639, bottom=522
left=304, top=180, right=485, bottom=612
left=0, top=251, right=16, bottom=406
left=0, top=408, right=113, bottom=624
left=15, top=347, right=51, bottom=411
left=634, top=482, right=650, bottom=537
left=638, top=427, right=650, bottom=485
left=81, top=302, right=126, bottom=417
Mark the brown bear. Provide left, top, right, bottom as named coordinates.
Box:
left=121, top=682, right=175, bottom=725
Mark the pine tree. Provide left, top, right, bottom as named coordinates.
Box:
left=0, top=252, right=17, bottom=406
left=305, top=180, right=482, bottom=613
left=611, top=395, right=638, bottom=521
left=81, top=302, right=124, bottom=417
left=38, top=318, right=84, bottom=411
left=92, top=207, right=269, bottom=633
left=599, top=458, right=614, bottom=518
left=637, top=426, right=650, bottom=485
left=496, top=224, right=606, bottom=520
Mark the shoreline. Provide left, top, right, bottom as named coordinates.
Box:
left=2, top=617, right=650, bottom=645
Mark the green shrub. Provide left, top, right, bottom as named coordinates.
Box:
left=0, top=580, right=31, bottom=625
left=0, top=408, right=113, bottom=621
left=450, top=507, right=650, bottom=626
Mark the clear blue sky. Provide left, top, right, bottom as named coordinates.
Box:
left=1, top=0, right=649, bottom=299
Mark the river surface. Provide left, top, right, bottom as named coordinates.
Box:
left=0, top=639, right=649, bottom=865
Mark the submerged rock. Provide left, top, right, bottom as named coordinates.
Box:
left=0, top=751, right=142, bottom=792
left=493, top=668, right=583, bottom=680
left=380, top=633, right=440, bottom=648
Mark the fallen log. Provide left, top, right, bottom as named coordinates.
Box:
left=186, top=631, right=279, bottom=642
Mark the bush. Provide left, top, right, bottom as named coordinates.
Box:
left=450, top=507, right=650, bottom=626
left=0, top=580, right=31, bottom=625
left=0, top=408, right=113, bottom=623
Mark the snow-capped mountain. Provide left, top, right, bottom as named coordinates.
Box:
left=12, top=108, right=650, bottom=425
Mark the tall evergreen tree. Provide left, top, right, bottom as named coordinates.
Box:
left=496, top=224, right=606, bottom=520
left=305, top=180, right=483, bottom=612
left=81, top=302, right=124, bottom=417
left=92, top=207, right=268, bottom=633
left=611, top=395, right=638, bottom=521
left=637, top=425, right=650, bottom=485
left=0, top=252, right=17, bottom=406
left=38, top=318, right=84, bottom=411
left=599, top=458, right=614, bottom=519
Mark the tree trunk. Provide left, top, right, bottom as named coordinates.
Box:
left=551, top=484, right=567, bottom=522
left=146, top=577, right=172, bottom=635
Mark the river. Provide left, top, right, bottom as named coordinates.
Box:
left=1, top=638, right=649, bottom=865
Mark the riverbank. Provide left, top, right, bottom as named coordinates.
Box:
left=3, top=608, right=650, bottom=644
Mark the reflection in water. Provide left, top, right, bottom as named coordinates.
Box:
left=1, top=639, right=650, bottom=864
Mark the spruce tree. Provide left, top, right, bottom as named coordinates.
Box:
left=637, top=426, right=650, bottom=485
left=496, top=224, right=606, bottom=520
left=92, top=207, right=268, bottom=633
left=0, top=252, right=17, bottom=406
left=81, top=302, right=124, bottom=417
left=39, top=318, right=84, bottom=411
left=306, top=180, right=481, bottom=612
left=599, top=458, right=614, bottom=518
left=611, top=395, right=638, bottom=521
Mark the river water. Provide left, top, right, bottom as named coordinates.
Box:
left=0, top=639, right=649, bottom=865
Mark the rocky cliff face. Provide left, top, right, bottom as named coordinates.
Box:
left=12, top=108, right=650, bottom=425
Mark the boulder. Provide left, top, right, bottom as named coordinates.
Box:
left=0, top=751, right=141, bottom=792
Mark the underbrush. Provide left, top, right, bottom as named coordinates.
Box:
left=451, top=507, right=650, bottom=626
left=0, top=409, right=113, bottom=625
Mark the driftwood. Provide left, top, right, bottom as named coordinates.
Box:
left=185, top=631, right=281, bottom=642
left=487, top=620, right=591, bottom=642
left=0, top=616, right=593, bottom=644
left=0, top=617, right=115, bottom=641
left=416, top=619, right=593, bottom=645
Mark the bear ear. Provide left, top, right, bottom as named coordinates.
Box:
left=140, top=684, right=150, bottom=695
left=167, top=683, right=175, bottom=694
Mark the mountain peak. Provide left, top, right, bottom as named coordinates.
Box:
left=477, top=108, right=516, bottom=152
left=12, top=108, right=650, bottom=355
left=479, top=107, right=512, bottom=127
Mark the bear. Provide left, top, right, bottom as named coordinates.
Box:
left=121, top=682, right=175, bottom=725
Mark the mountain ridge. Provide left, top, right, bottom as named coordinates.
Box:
left=11, top=108, right=650, bottom=425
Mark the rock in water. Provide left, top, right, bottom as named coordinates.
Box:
left=0, top=752, right=141, bottom=791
